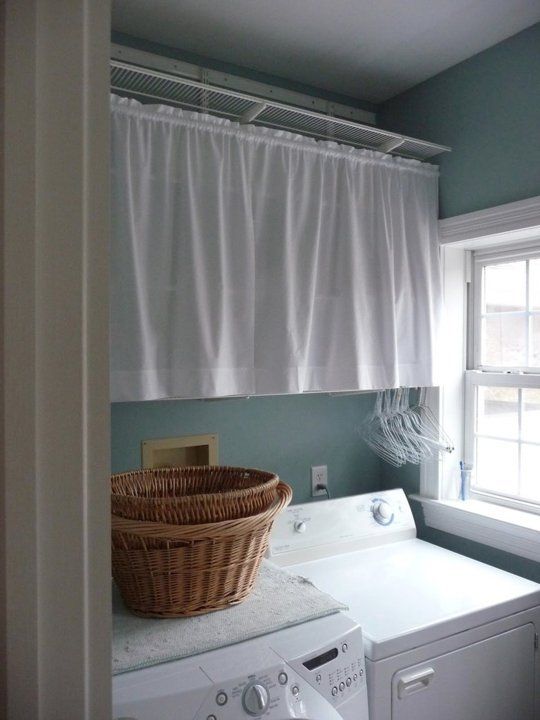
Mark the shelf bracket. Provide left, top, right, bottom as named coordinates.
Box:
left=378, top=136, right=405, bottom=154
left=240, top=102, right=267, bottom=124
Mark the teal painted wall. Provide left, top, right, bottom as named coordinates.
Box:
left=379, top=24, right=540, bottom=582
left=111, top=393, right=381, bottom=503
left=379, top=22, right=540, bottom=218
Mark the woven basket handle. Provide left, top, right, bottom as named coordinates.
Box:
left=111, top=481, right=292, bottom=540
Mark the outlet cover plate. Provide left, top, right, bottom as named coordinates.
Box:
left=311, top=465, right=328, bottom=497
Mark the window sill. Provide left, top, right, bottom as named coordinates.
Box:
left=411, top=495, right=540, bottom=563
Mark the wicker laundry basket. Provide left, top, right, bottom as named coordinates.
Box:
left=111, top=474, right=292, bottom=618
left=111, top=466, right=279, bottom=524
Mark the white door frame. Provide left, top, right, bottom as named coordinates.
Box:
left=2, top=2, right=111, bottom=718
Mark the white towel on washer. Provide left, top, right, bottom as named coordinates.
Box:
left=112, top=560, right=347, bottom=675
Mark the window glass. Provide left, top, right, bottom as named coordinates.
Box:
left=481, top=315, right=527, bottom=367
left=530, top=315, right=540, bottom=367
left=529, top=259, right=540, bottom=311
left=522, top=388, right=540, bottom=443
left=471, top=253, right=540, bottom=511
left=477, top=386, right=518, bottom=439
left=520, top=444, right=540, bottom=502
left=474, top=437, right=519, bottom=496
left=483, top=261, right=525, bottom=313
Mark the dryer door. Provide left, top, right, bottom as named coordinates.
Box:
left=391, top=623, right=536, bottom=720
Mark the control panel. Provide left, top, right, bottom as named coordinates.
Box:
left=113, top=616, right=368, bottom=720
left=192, top=619, right=367, bottom=719
left=268, top=488, right=416, bottom=564
left=285, top=621, right=366, bottom=709
left=194, top=661, right=291, bottom=719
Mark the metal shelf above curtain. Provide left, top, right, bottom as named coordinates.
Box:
left=110, top=48, right=450, bottom=162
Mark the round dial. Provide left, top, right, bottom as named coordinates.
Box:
left=371, top=499, right=394, bottom=525
left=294, top=520, right=307, bottom=533
left=242, top=682, right=270, bottom=716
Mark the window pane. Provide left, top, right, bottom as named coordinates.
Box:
left=472, top=255, right=540, bottom=510
left=481, top=314, right=527, bottom=366
left=483, top=261, right=526, bottom=313
left=520, top=444, right=540, bottom=502
left=474, top=437, right=519, bottom=495
left=477, top=386, right=518, bottom=439
left=522, top=388, right=540, bottom=443
left=530, top=259, right=540, bottom=311
left=530, top=314, right=540, bottom=367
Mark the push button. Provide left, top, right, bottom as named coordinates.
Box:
left=216, top=691, right=227, bottom=706
left=332, top=686, right=338, bottom=696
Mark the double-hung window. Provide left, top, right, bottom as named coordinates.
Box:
left=466, top=246, right=540, bottom=514
left=416, top=201, right=540, bottom=561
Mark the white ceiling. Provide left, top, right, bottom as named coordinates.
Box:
left=112, top=1, right=540, bottom=104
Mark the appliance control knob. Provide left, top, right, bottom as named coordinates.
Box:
left=242, top=682, right=270, bottom=716
left=294, top=520, right=307, bottom=533
left=372, top=500, right=394, bottom=525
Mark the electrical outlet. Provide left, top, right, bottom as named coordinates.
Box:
left=311, top=465, right=328, bottom=497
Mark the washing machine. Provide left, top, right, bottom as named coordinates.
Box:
left=269, top=489, right=540, bottom=720
left=113, top=612, right=369, bottom=719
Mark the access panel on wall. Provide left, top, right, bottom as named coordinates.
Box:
left=110, top=95, right=442, bottom=401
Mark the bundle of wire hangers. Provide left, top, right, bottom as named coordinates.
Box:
left=361, top=388, right=454, bottom=467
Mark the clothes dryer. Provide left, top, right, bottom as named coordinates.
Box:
left=269, top=489, right=540, bottom=720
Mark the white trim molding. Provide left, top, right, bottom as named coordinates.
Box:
left=439, top=195, right=540, bottom=246
left=3, top=1, right=111, bottom=718
left=420, top=196, right=540, bottom=561
left=412, top=496, right=540, bottom=564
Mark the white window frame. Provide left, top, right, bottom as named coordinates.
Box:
left=472, top=244, right=540, bottom=373
left=413, top=195, right=540, bottom=563
left=464, top=245, right=540, bottom=516
left=465, top=372, right=540, bottom=516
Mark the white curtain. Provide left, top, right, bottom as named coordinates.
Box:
left=111, top=95, right=441, bottom=401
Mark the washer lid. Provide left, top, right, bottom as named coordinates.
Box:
left=288, top=538, right=540, bottom=661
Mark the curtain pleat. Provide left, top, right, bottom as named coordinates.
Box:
left=110, top=95, right=441, bottom=401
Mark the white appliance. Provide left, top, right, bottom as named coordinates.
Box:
left=113, top=612, right=369, bottom=719
left=269, top=489, right=540, bottom=720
